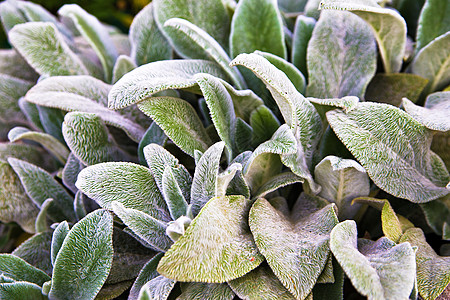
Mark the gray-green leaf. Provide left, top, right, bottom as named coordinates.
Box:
left=292, top=15, right=316, bottom=78
left=178, top=283, right=235, bottom=300
left=112, top=55, right=136, bottom=83
left=415, top=0, right=450, bottom=53
left=51, top=221, right=70, bottom=267
left=0, top=282, right=46, bottom=300
left=0, top=254, right=50, bottom=286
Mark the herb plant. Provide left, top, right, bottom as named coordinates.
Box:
left=0, top=0, right=449, bottom=299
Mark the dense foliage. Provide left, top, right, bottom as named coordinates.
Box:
left=0, top=0, right=449, bottom=299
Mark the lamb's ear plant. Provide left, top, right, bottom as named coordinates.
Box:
left=0, top=0, right=449, bottom=299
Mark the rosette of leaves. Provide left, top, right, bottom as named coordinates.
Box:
left=0, top=0, right=449, bottom=299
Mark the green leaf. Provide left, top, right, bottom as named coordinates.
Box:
left=365, top=73, right=429, bottom=106
left=62, top=153, right=84, bottom=194
left=58, top=4, right=118, bottom=82
left=138, top=97, right=212, bottom=157
left=0, top=160, right=39, bottom=233
left=327, top=102, right=450, bottom=203
left=312, top=258, right=345, bottom=300
left=223, top=81, right=264, bottom=123
left=0, top=49, right=38, bottom=81
left=420, top=198, right=450, bottom=237
left=253, top=172, right=303, bottom=199
left=0, top=1, right=27, bottom=33
left=8, top=158, right=76, bottom=222
left=51, top=221, right=70, bottom=267
left=138, top=123, right=167, bottom=166
left=112, top=55, right=136, bottom=83
left=25, top=75, right=147, bottom=142
left=18, top=98, right=43, bottom=132
left=307, top=10, right=376, bottom=98
left=412, top=32, right=450, bottom=93
left=249, top=105, right=280, bottom=146
left=138, top=276, right=177, bottom=300
left=320, top=0, right=406, bottom=73
left=162, top=166, right=189, bottom=220
left=432, top=131, right=450, bottom=170
left=230, top=0, right=286, bottom=59
left=228, top=263, right=297, bottom=299
left=8, top=22, right=88, bottom=76
left=308, top=96, right=359, bottom=121
left=111, top=202, right=173, bottom=252
left=314, top=156, right=370, bottom=220
left=158, top=195, right=263, bottom=282
left=62, top=112, right=130, bottom=165
left=0, top=254, right=50, bottom=286
left=216, top=163, right=242, bottom=197
left=249, top=198, right=338, bottom=299
left=34, top=198, right=52, bottom=233
left=191, top=142, right=225, bottom=215
left=164, top=18, right=245, bottom=89
left=330, top=220, right=416, bottom=300
left=154, top=0, right=230, bottom=54
left=73, top=191, right=88, bottom=221
left=292, top=15, right=316, bottom=79
left=49, top=210, right=114, bottom=300
left=109, top=59, right=228, bottom=110
left=402, top=92, right=450, bottom=132
left=415, top=0, right=450, bottom=53
left=12, top=232, right=53, bottom=276
left=8, top=127, right=69, bottom=164
left=76, top=162, right=171, bottom=221
left=0, top=143, right=51, bottom=168
left=178, top=283, right=235, bottom=300
left=0, top=74, right=33, bottom=126
left=129, top=3, right=172, bottom=66
left=226, top=152, right=251, bottom=198
left=37, top=106, right=65, bottom=144
left=399, top=227, right=450, bottom=300
left=0, top=282, right=46, bottom=300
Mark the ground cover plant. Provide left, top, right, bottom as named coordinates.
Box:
left=0, top=0, right=449, bottom=299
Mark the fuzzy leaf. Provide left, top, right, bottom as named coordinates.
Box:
left=161, top=167, right=189, bottom=221
left=402, top=92, right=450, bottom=132
left=25, top=75, right=146, bottom=142
left=226, top=152, right=251, bottom=198
left=34, top=198, right=52, bottom=233
left=138, top=123, right=167, bottom=166
left=112, top=55, right=136, bottom=83
left=109, top=59, right=228, bottom=109
left=129, top=253, right=163, bottom=300
left=0, top=282, right=46, bottom=300
left=415, top=0, right=450, bottom=53
left=138, top=97, right=212, bottom=157
left=8, top=22, right=88, bottom=76
left=253, top=172, right=303, bottom=199
left=154, top=0, right=230, bottom=54
left=228, top=264, right=297, bottom=299
left=51, top=221, right=70, bottom=267
left=62, top=112, right=129, bottom=165
left=223, top=82, right=264, bottom=122
left=138, top=276, right=177, bottom=300
left=0, top=254, right=50, bottom=286
left=62, top=153, right=84, bottom=194
left=0, top=74, right=33, bottom=126
left=230, top=0, right=286, bottom=59
left=420, top=198, right=450, bottom=237
left=76, top=162, right=171, bottom=221
left=306, top=10, right=376, bottom=98
left=331, top=220, right=416, bottom=299
left=399, top=228, right=450, bottom=300
left=158, top=195, right=263, bottom=282
left=130, top=3, right=171, bottom=66
left=49, top=210, right=113, bottom=300
left=165, top=18, right=245, bottom=89
left=0, top=161, right=39, bottom=233
left=8, top=158, right=76, bottom=222
left=177, top=283, right=234, bottom=300
left=292, top=15, right=316, bottom=78
left=249, top=105, right=280, bottom=146
left=58, top=4, right=118, bottom=82
left=8, top=127, right=69, bottom=164
left=412, top=32, right=450, bottom=92
left=0, top=1, right=27, bottom=33
left=12, top=232, right=53, bottom=276
left=314, top=156, right=369, bottom=220
left=191, top=142, right=225, bottom=216
left=216, top=163, right=242, bottom=197
left=249, top=198, right=338, bottom=299
left=36, top=106, right=65, bottom=143
left=111, top=202, right=172, bottom=252
left=320, top=0, right=406, bottom=73
left=327, top=102, right=450, bottom=203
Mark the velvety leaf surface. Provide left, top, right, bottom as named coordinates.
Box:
left=306, top=10, right=376, bottom=98
left=51, top=221, right=70, bottom=267
left=12, top=232, right=52, bottom=275
left=34, top=198, right=52, bottom=233
left=253, top=172, right=303, bottom=199
left=327, top=102, right=450, bottom=203
left=62, top=112, right=130, bottom=165
left=0, top=254, right=50, bottom=286
left=138, top=123, right=167, bottom=165
left=129, top=3, right=171, bottom=66
left=62, top=153, right=84, bottom=194
left=412, top=32, right=450, bottom=92
left=8, top=22, right=88, bottom=76
left=399, top=228, right=450, bottom=300
left=190, top=142, right=225, bottom=215
left=49, top=210, right=114, bottom=300
left=308, top=96, right=359, bottom=119
left=76, top=162, right=171, bottom=221
left=58, top=4, right=118, bottom=82
left=178, top=283, right=235, bottom=300
left=162, top=166, right=189, bottom=220
left=330, top=220, right=416, bottom=300
left=138, top=276, right=176, bottom=300
left=320, top=0, right=406, bottom=73
left=228, top=264, right=297, bottom=300
left=25, top=75, right=146, bottom=142
left=109, top=59, right=228, bottom=109
left=8, top=158, right=76, bottom=222
left=314, top=156, right=370, bottom=220
left=157, top=195, right=263, bottom=282
left=0, top=49, right=38, bottom=81
left=421, top=198, right=450, bottom=237
left=0, top=74, right=33, bottom=126
left=0, top=160, right=39, bottom=233
left=0, top=282, right=46, bottom=300
left=415, top=0, right=450, bottom=53
left=249, top=198, right=338, bottom=299
left=402, top=92, right=450, bottom=132
left=230, top=0, right=286, bottom=59
left=154, top=0, right=230, bottom=54
left=112, top=55, right=136, bottom=83
left=292, top=15, right=316, bottom=79
left=137, top=97, right=212, bottom=157
left=223, top=81, right=264, bottom=123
